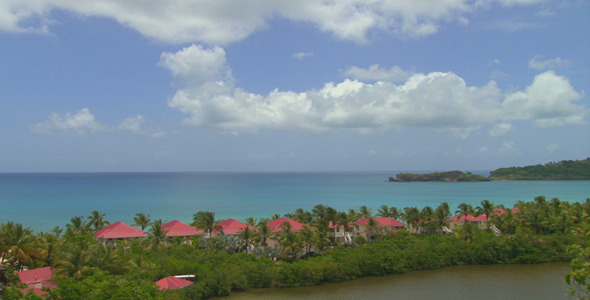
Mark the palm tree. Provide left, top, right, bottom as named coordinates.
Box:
left=358, top=205, right=372, bottom=218
left=146, top=219, right=168, bottom=248
left=192, top=211, right=218, bottom=238
left=65, top=216, right=91, bottom=237
left=0, top=222, right=42, bottom=270
left=91, top=244, right=126, bottom=274
left=133, top=213, right=152, bottom=231
left=53, top=238, right=93, bottom=280
left=433, top=202, right=451, bottom=235
left=237, top=227, right=254, bottom=253
left=377, top=205, right=392, bottom=218
left=476, top=200, right=496, bottom=229
left=243, top=216, right=258, bottom=227
left=402, top=207, right=421, bottom=233
left=456, top=203, right=475, bottom=222
left=255, top=221, right=272, bottom=247
left=87, top=210, right=110, bottom=232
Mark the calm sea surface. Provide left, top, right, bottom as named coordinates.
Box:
left=0, top=172, right=589, bottom=231
left=224, top=263, right=571, bottom=300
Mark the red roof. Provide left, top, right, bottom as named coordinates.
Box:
left=448, top=208, right=514, bottom=222
left=162, top=220, right=203, bottom=236
left=213, top=218, right=253, bottom=235
left=267, top=217, right=306, bottom=232
left=22, top=287, right=49, bottom=296
left=447, top=214, right=487, bottom=222
left=95, top=221, right=147, bottom=239
left=355, top=217, right=406, bottom=227
left=155, top=276, right=194, bottom=290
left=17, top=267, right=53, bottom=285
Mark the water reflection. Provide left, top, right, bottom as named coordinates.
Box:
left=225, top=263, right=570, bottom=300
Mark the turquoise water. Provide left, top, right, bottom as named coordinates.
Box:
left=1, top=172, right=589, bottom=232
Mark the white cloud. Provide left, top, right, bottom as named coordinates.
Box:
left=0, top=0, right=547, bottom=44
left=161, top=46, right=587, bottom=135
left=503, top=71, right=586, bottom=127
left=343, top=64, right=414, bottom=83
left=529, top=55, right=570, bottom=70
left=118, top=115, right=145, bottom=135
left=32, top=108, right=108, bottom=136
left=118, top=115, right=165, bottom=137
left=489, top=122, right=513, bottom=137
left=546, top=143, right=558, bottom=152
left=499, top=140, right=520, bottom=155
left=488, top=59, right=501, bottom=66
left=292, top=52, right=314, bottom=60
left=159, top=45, right=233, bottom=87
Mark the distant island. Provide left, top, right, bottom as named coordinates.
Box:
left=389, top=158, right=590, bottom=182
left=389, top=171, right=490, bottom=182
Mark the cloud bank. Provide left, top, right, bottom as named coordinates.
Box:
left=162, top=45, right=586, bottom=135
left=1, top=0, right=549, bottom=44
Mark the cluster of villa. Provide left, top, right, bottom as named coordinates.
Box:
left=16, top=207, right=518, bottom=296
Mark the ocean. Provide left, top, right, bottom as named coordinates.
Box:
left=1, top=172, right=589, bottom=232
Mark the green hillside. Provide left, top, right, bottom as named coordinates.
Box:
left=489, top=158, right=590, bottom=180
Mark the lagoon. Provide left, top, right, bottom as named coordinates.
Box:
left=225, top=262, right=571, bottom=300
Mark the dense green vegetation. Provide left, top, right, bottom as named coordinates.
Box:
left=390, top=158, right=590, bottom=182
left=1, top=197, right=589, bottom=299
left=389, top=171, right=490, bottom=182
left=490, top=158, right=590, bottom=180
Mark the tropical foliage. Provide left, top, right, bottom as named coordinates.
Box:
left=0, top=197, right=588, bottom=299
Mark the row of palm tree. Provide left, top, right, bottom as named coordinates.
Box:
left=2, top=197, right=588, bottom=278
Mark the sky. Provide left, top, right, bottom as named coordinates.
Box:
left=1, top=0, right=589, bottom=172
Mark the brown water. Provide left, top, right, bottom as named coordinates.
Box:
left=225, top=262, right=571, bottom=300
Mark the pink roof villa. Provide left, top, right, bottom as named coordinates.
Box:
left=161, top=220, right=203, bottom=237
left=212, top=218, right=253, bottom=236
left=267, top=217, right=307, bottom=232
left=95, top=221, right=147, bottom=244
left=355, top=217, right=406, bottom=228
left=354, top=217, right=407, bottom=239
left=17, top=266, right=56, bottom=296
left=155, top=276, right=194, bottom=290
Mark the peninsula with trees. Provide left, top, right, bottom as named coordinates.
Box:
left=389, top=158, right=590, bottom=182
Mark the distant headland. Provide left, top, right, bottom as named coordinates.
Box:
left=389, top=158, right=590, bottom=182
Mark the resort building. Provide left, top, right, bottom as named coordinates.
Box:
left=329, top=221, right=355, bottom=244
left=266, top=217, right=307, bottom=248
left=17, top=266, right=56, bottom=296
left=161, top=220, right=203, bottom=238
left=354, top=217, right=406, bottom=240
left=447, top=208, right=518, bottom=233
left=95, top=221, right=147, bottom=245
left=155, top=276, right=194, bottom=290
left=267, top=217, right=306, bottom=232
left=212, top=218, right=253, bottom=236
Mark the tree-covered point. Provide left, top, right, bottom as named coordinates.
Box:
left=1, top=198, right=589, bottom=299
left=489, top=158, right=590, bottom=180
left=389, top=171, right=490, bottom=182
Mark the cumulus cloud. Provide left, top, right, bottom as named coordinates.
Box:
left=119, top=115, right=166, bottom=138
left=489, top=122, right=513, bottom=137
left=503, top=71, right=585, bottom=127
left=529, top=55, right=570, bottom=70
left=32, top=108, right=108, bottom=136
left=292, top=52, right=314, bottom=60
left=343, top=64, right=414, bottom=83
left=499, top=140, right=520, bottom=155
left=1, top=0, right=547, bottom=44
left=161, top=45, right=587, bottom=135
left=118, top=115, right=145, bottom=135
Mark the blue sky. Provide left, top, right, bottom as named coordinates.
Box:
left=1, top=0, right=588, bottom=172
